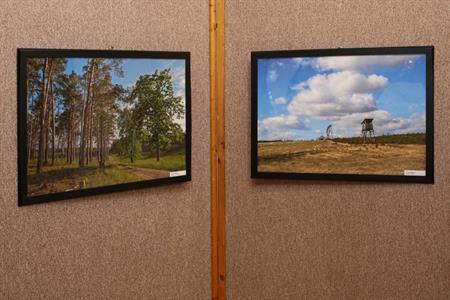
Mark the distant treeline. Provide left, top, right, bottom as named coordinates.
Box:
left=258, top=140, right=284, bottom=143
left=333, top=133, right=426, bottom=145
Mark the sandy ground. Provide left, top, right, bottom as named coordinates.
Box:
left=257, top=140, right=426, bottom=175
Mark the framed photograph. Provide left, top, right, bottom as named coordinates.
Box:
left=18, top=49, right=191, bottom=205
left=251, top=46, right=434, bottom=183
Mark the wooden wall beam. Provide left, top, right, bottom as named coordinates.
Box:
left=210, top=0, right=226, bottom=299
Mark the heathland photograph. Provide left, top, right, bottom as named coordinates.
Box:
left=24, top=54, right=188, bottom=197
left=257, top=53, right=428, bottom=176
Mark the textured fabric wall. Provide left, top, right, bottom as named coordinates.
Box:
left=225, top=0, right=450, bottom=299
left=0, top=1, right=210, bottom=299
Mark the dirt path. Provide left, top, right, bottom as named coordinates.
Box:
left=118, top=166, right=170, bottom=180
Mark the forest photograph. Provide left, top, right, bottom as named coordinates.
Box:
left=20, top=50, right=189, bottom=199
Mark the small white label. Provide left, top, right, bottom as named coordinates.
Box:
left=404, top=170, right=426, bottom=176
left=170, top=170, right=187, bottom=177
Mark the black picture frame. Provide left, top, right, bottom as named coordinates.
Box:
left=18, top=48, right=192, bottom=206
left=251, top=46, right=434, bottom=183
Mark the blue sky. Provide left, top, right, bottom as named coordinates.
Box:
left=66, top=58, right=185, bottom=89
left=65, top=57, right=186, bottom=130
left=257, top=54, right=426, bottom=140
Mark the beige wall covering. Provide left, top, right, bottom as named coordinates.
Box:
left=225, top=0, right=450, bottom=299
left=0, top=0, right=210, bottom=299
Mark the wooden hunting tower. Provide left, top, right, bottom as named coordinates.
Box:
left=361, top=118, right=376, bottom=144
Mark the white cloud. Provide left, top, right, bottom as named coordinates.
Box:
left=268, top=69, right=278, bottom=82
left=258, top=129, right=299, bottom=141
left=332, top=110, right=426, bottom=137
left=288, top=70, right=388, bottom=119
left=172, top=67, right=185, bottom=87
left=376, top=112, right=425, bottom=134
left=258, top=114, right=308, bottom=140
left=314, top=55, right=419, bottom=72
left=283, top=54, right=425, bottom=138
left=272, top=97, right=287, bottom=105
left=261, top=115, right=308, bottom=130
left=292, top=57, right=312, bottom=67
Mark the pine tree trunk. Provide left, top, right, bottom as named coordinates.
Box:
left=50, top=84, right=55, bottom=165
left=66, top=119, right=71, bottom=163
left=156, top=134, right=160, bottom=161
left=69, top=109, right=74, bottom=164
left=37, top=59, right=52, bottom=174
left=79, top=89, right=85, bottom=165
left=88, top=91, right=94, bottom=164
left=71, top=131, right=75, bottom=164
left=28, top=119, right=33, bottom=161
left=30, top=135, right=35, bottom=160
left=99, top=117, right=105, bottom=169
left=96, top=119, right=100, bottom=162
left=79, top=59, right=96, bottom=167
left=57, top=134, right=62, bottom=161
left=44, top=110, right=49, bottom=166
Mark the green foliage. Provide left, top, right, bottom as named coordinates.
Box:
left=114, top=108, right=142, bottom=162
left=118, top=153, right=186, bottom=171
left=85, top=166, right=140, bottom=188
left=130, top=69, right=184, bottom=160
left=56, top=71, right=82, bottom=133
left=26, top=58, right=43, bottom=111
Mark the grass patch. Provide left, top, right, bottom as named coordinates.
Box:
left=84, top=166, right=140, bottom=188
left=118, top=153, right=186, bottom=171
left=28, top=159, right=103, bottom=175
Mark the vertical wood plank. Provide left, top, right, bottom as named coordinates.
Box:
left=210, top=0, right=226, bottom=299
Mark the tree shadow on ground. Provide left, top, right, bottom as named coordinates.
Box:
left=27, top=165, right=109, bottom=185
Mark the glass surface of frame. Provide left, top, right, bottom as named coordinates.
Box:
left=18, top=49, right=192, bottom=205
left=251, top=46, right=434, bottom=183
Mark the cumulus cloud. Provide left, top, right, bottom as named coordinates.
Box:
left=272, top=97, right=287, bottom=105
left=332, top=110, right=426, bottom=137
left=376, top=112, right=425, bottom=134
left=258, top=128, right=300, bottom=141
left=268, top=69, right=278, bottom=82
left=288, top=70, right=388, bottom=119
left=258, top=114, right=308, bottom=140
left=314, top=55, right=419, bottom=72
left=261, top=115, right=308, bottom=130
